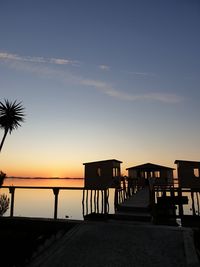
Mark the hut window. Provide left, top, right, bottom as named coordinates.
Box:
left=97, top=168, right=101, bottom=177
left=113, top=168, right=119, bottom=177
left=154, top=171, right=160, bottom=178
left=193, top=168, right=199, bottom=178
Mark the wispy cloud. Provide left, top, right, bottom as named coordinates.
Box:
left=0, top=52, right=80, bottom=66
left=0, top=51, right=182, bottom=104
left=99, top=64, right=110, bottom=71
left=126, top=71, right=156, bottom=78
left=81, top=79, right=182, bottom=103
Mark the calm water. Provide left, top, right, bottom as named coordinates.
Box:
left=0, top=178, right=115, bottom=220
left=0, top=178, right=196, bottom=220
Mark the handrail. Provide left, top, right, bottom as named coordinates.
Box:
left=150, top=185, right=200, bottom=223
left=2, top=184, right=200, bottom=222
left=1, top=185, right=85, bottom=219
left=0, top=185, right=109, bottom=219
left=82, top=188, right=109, bottom=218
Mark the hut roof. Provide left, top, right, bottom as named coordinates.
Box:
left=126, top=163, right=174, bottom=171
left=174, top=160, right=200, bottom=164
left=174, top=160, right=200, bottom=168
left=83, top=159, right=122, bottom=165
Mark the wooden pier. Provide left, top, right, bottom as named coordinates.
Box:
left=1, top=184, right=200, bottom=225
left=117, top=186, right=150, bottom=211
left=114, top=186, right=152, bottom=222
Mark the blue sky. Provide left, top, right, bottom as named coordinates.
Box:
left=0, top=0, right=200, bottom=177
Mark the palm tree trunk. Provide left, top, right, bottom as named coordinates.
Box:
left=0, top=129, right=8, bottom=152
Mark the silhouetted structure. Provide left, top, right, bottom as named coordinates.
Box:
left=83, top=159, right=122, bottom=189
left=126, top=163, right=174, bottom=187
left=175, top=160, right=200, bottom=188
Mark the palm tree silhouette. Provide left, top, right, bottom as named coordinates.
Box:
left=0, top=99, right=25, bottom=152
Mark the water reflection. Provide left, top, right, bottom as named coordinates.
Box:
left=1, top=178, right=200, bottom=221
left=1, top=178, right=85, bottom=220
left=3, top=177, right=84, bottom=187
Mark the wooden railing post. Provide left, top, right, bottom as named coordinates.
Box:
left=104, top=189, right=108, bottom=214
left=114, top=189, right=118, bottom=210
left=97, top=190, right=99, bottom=213
left=191, top=190, right=196, bottom=216
left=90, top=190, right=93, bottom=214
left=101, top=190, right=104, bottom=213
left=178, top=187, right=184, bottom=219
left=82, top=189, right=85, bottom=217
left=9, top=187, right=15, bottom=217
left=86, top=190, right=88, bottom=215
left=53, top=188, right=59, bottom=219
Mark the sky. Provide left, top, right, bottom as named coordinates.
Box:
left=0, top=0, right=200, bottom=178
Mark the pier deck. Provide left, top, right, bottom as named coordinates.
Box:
left=115, top=186, right=151, bottom=221
left=118, top=186, right=150, bottom=210
left=28, top=221, right=199, bottom=267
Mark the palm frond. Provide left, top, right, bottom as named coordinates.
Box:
left=0, top=99, right=25, bottom=134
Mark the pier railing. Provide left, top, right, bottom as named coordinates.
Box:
left=150, top=185, right=200, bottom=223
left=1, top=183, right=200, bottom=223
left=0, top=186, right=110, bottom=220
left=114, top=178, right=200, bottom=223
left=114, top=178, right=143, bottom=208
left=82, top=188, right=109, bottom=217
left=1, top=186, right=84, bottom=219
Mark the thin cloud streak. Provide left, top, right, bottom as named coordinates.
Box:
left=0, top=51, right=182, bottom=104
left=129, top=71, right=155, bottom=76
left=81, top=79, right=182, bottom=103
left=0, top=52, right=80, bottom=66
left=125, top=71, right=157, bottom=78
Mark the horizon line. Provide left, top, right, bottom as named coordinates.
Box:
left=7, top=176, right=84, bottom=180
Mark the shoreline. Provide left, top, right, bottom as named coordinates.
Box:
left=6, top=177, right=84, bottom=180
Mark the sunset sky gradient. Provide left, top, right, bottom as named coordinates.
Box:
left=0, top=0, right=200, bottom=178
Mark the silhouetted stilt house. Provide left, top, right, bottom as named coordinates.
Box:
left=126, top=163, right=174, bottom=187
left=175, top=160, right=200, bottom=188
left=83, top=159, right=122, bottom=189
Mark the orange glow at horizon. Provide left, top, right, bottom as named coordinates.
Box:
left=2, top=163, right=179, bottom=179
left=3, top=177, right=84, bottom=187
left=0, top=142, right=198, bottom=179
left=0, top=150, right=85, bottom=178
left=0, top=161, right=84, bottom=178
left=5, top=168, right=84, bottom=178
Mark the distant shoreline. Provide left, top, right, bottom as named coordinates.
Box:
left=6, top=177, right=84, bottom=180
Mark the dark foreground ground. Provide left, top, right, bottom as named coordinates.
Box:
left=0, top=217, right=78, bottom=267
left=0, top=216, right=200, bottom=267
